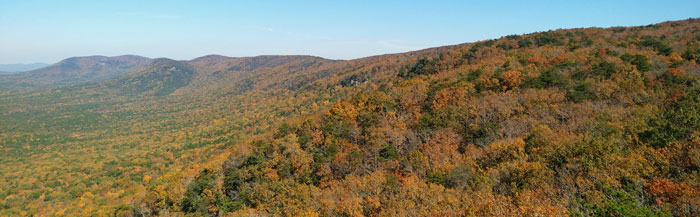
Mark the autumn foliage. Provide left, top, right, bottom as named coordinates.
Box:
left=125, top=18, right=700, bottom=216
left=2, top=19, right=700, bottom=216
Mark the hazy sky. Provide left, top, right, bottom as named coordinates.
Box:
left=1, top=0, right=699, bottom=64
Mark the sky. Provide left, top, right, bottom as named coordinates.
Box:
left=1, top=0, right=699, bottom=64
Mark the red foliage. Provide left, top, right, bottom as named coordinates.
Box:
left=644, top=178, right=681, bottom=205
left=666, top=67, right=683, bottom=75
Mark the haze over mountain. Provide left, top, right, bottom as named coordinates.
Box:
left=0, top=63, right=50, bottom=74
left=0, top=55, right=151, bottom=90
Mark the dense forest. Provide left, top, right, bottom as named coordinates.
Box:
left=1, top=18, right=700, bottom=216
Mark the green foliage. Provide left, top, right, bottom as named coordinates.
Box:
left=621, top=53, right=652, bottom=72
left=182, top=169, right=218, bottom=213
left=682, top=41, right=700, bottom=61
left=534, top=31, right=564, bottom=46
left=378, top=144, right=398, bottom=161
left=458, top=69, right=483, bottom=83
left=659, top=70, right=695, bottom=87
left=398, top=57, right=439, bottom=78
left=275, top=123, right=294, bottom=138
left=640, top=88, right=700, bottom=147
left=520, top=70, right=570, bottom=89
left=517, top=38, right=533, bottom=48
left=638, top=36, right=673, bottom=56
left=418, top=113, right=446, bottom=129
left=571, top=185, right=669, bottom=217
left=469, top=40, right=496, bottom=53
left=427, top=170, right=448, bottom=187
left=27, top=191, right=42, bottom=200
left=216, top=196, right=243, bottom=213
left=567, top=81, right=594, bottom=102
left=593, top=61, right=618, bottom=78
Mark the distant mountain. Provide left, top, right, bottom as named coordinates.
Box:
left=0, top=55, right=151, bottom=89
left=0, top=54, right=338, bottom=92
left=3, top=18, right=700, bottom=217
left=0, top=63, right=50, bottom=74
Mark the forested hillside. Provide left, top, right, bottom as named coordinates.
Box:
left=132, top=19, right=700, bottom=216
left=1, top=18, right=700, bottom=216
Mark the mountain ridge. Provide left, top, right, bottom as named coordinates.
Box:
left=1, top=18, right=700, bottom=216
left=0, top=55, right=152, bottom=90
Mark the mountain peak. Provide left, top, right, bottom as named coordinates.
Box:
left=150, top=57, right=180, bottom=65
left=190, top=54, right=232, bottom=62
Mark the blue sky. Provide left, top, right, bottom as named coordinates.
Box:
left=0, top=0, right=698, bottom=64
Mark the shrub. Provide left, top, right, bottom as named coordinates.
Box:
left=593, top=61, right=618, bottom=78
left=639, top=37, right=673, bottom=56
left=398, top=58, right=439, bottom=78
left=640, top=88, right=700, bottom=147
left=520, top=70, right=570, bottom=89
left=621, top=54, right=652, bottom=72
left=682, top=41, right=700, bottom=61
left=378, top=144, right=399, bottom=161
left=571, top=185, right=669, bottom=217
left=182, top=169, right=218, bottom=213
left=518, top=38, right=533, bottom=48
left=567, top=81, right=594, bottom=103
left=535, top=31, right=564, bottom=46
